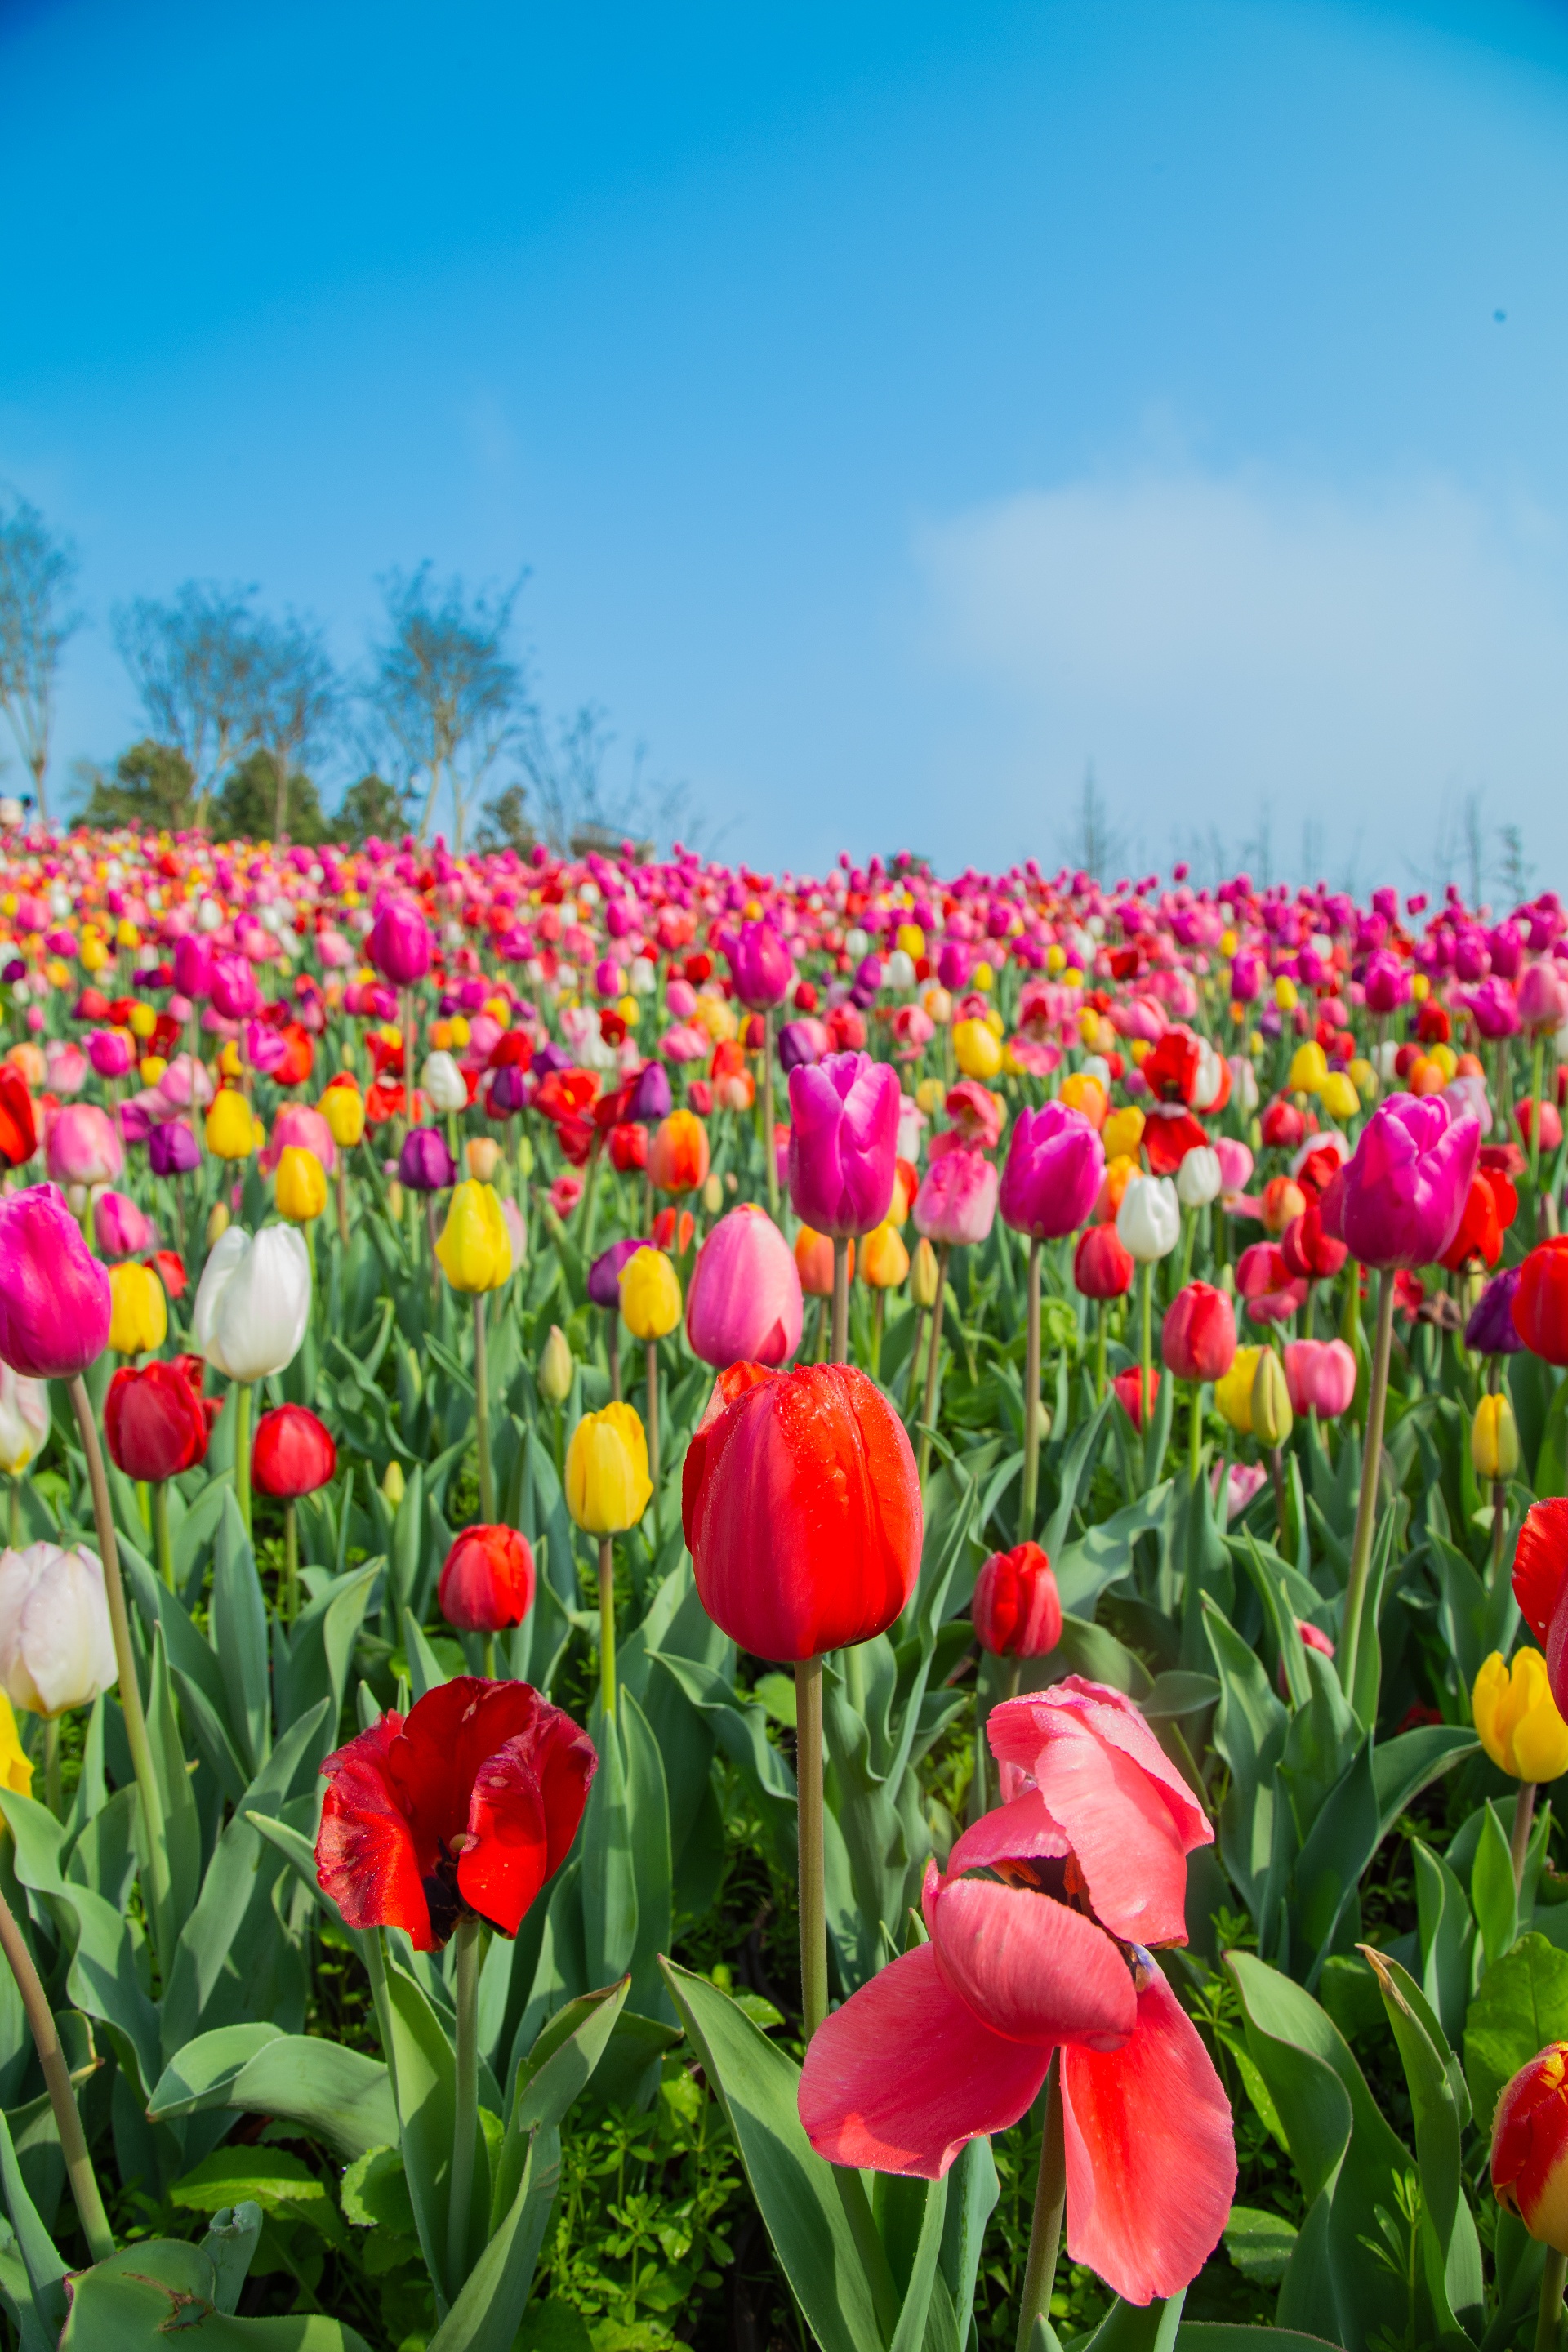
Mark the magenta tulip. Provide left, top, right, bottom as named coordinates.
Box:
left=368, top=899, right=432, bottom=987
left=46, top=1104, right=123, bottom=1189
left=912, top=1146, right=998, bottom=1249
left=1338, top=1092, right=1479, bottom=1270
left=729, top=920, right=794, bottom=1011
left=1282, top=1338, right=1357, bottom=1419
left=787, top=1052, right=899, bottom=1237
left=209, top=955, right=263, bottom=1022
left=1467, top=978, right=1521, bottom=1041
left=1519, top=960, right=1568, bottom=1036
left=172, top=933, right=214, bottom=1000
left=0, top=1184, right=112, bottom=1378
left=93, top=1190, right=158, bottom=1261
left=999, top=1102, right=1105, bottom=1240
left=87, top=1030, right=135, bottom=1080
left=685, top=1205, right=804, bottom=1368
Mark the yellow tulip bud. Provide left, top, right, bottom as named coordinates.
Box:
left=80, top=936, right=108, bottom=973
left=1319, top=1071, right=1361, bottom=1123
left=1288, top=1041, right=1328, bottom=1095
left=127, top=1002, right=156, bottom=1040
left=1250, top=1349, right=1294, bottom=1448
left=114, top=919, right=140, bottom=951
left=276, top=1144, right=328, bottom=1224
left=205, top=1089, right=254, bottom=1160
left=219, top=1040, right=243, bottom=1080
left=701, top=1172, right=724, bottom=1216
left=953, top=1018, right=1003, bottom=1080
left=538, top=1324, right=574, bottom=1404
left=1274, top=976, right=1298, bottom=1013
left=911, top=1235, right=941, bottom=1310
left=897, top=923, right=925, bottom=960
left=140, top=1055, right=168, bottom=1088
left=1473, top=1649, right=1568, bottom=1782
left=618, top=1246, right=683, bottom=1341
left=1410, top=973, right=1430, bottom=1002
left=1429, top=1041, right=1458, bottom=1083
left=206, top=1200, right=231, bottom=1247
left=1215, top=1345, right=1263, bottom=1436
left=386, top=1180, right=405, bottom=1221
left=1045, top=942, right=1066, bottom=974
left=973, top=961, right=994, bottom=992
left=1102, top=1107, right=1146, bottom=1164
left=319, top=1084, right=366, bottom=1149
left=1062, top=966, right=1083, bottom=988
left=566, top=1401, right=653, bottom=1535
left=434, top=1180, right=512, bottom=1294
left=466, top=1137, right=501, bottom=1182
left=381, top=1459, right=407, bottom=1509
left=0, top=1695, right=33, bottom=1798
left=1219, top=929, right=1238, bottom=957
left=108, top=1260, right=167, bottom=1356
left=1059, top=1071, right=1108, bottom=1128
left=1473, top=1392, right=1521, bottom=1482
left=916, top=1077, right=946, bottom=1116
left=1349, top=1057, right=1378, bottom=1101
left=861, top=1220, right=910, bottom=1290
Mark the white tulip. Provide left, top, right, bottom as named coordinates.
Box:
left=0, top=1367, right=50, bottom=1477
left=627, top=956, right=657, bottom=996
left=1226, top=1055, right=1260, bottom=1113
left=420, top=1049, right=468, bottom=1116
left=1116, top=1174, right=1181, bottom=1263
left=1190, top=1040, right=1226, bottom=1112
left=1374, top=1040, right=1401, bottom=1082
left=1176, top=1146, right=1223, bottom=1209
left=883, top=949, right=916, bottom=992
left=194, top=1223, right=312, bottom=1383
left=0, top=1544, right=118, bottom=1716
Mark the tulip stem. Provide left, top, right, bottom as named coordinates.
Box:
left=153, top=1481, right=174, bottom=1593
left=608, top=1319, right=621, bottom=1402
left=1189, top=1383, right=1204, bottom=1488
left=446, top=1912, right=480, bottom=2299
left=43, top=1718, right=60, bottom=1816
left=1020, top=1237, right=1042, bottom=1539
left=283, top=1503, right=299, bottom=1624
left=598, top=1537, right=617, bottom=1719
left=762, top=1009, right=778, bottom=1219
left=1095, top=1302, right=1107, bottom=1404
left=831, top=1235, right=849, bottom=1365
left=1015, top=2052, right=1066, bottom=2352
left=1139, top=1261, right=1155, bottom=1468
left=645, top=1341, right=660, bottom=1547
left=68, top=1374, right=172, bottom=1973
left=795, top=1655, right=828, bottom=2038
left=1530, top=1037, right=1546, bottom=1190
left=473, top=1296, right=494, bottom=1522
left=1512, top=1780, right=1538, bottom=1896
left=0, top=1878, right=114, bottom=2265
left=916, top=1243, right=951, bottom=1485
left=234, top=1382, right=253, bottom=1536
left=336, top=1160, right=349, bottom=1250
left=1537, top=2249, right=1566, bottom=2352
left=1340, top=1266, right=1396, bottom=1705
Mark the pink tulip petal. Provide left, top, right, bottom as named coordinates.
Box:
left=1062, top=1962, right=1236, bottom=2306
left=946, top=1788, right=1070, bottom=1878
left=989, top=1677, right=1209, bottom=1855
left=1020, top=1713, right=1192, bottom=1948
left=930, top=1875, right=1137, bottom=2051
left=798, top=1944, right=1050, bottom=2179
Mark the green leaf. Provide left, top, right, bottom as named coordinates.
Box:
left=341, top=2146, right=416, bottom=2235
left=0, top=2104, right=66, bottom=2349
left=490, top=1979, right=631, bottom=2230
left=1412, top=1838, right=1476, bottom=2053
left=149, top=2029, right=398, bottom=2162
left=1471, top=1798, right=1518, bottom=1972
left=580, top=1706, right=637, bottom=1988
left=426, top=2126, right=559, bottom=2352
left=1204, top=1597, right=1288, bottom=1927
left=383, top=1956, right=488, bottom=2310
left=1464, top=1932, right=1568, bottom=2136
left=1362, top=1948, right=1482, bottom=2340
left=201, top=2201, right=264, bottom=2315
left=1175, top=2331, right=1343, bottom=2350
left=1223, top=2204, right=1299, bottom=2283
left=57, top=2237, right=371, bottom=2349
left=212, top=1489, right=273, bottom=1777
left=171, top=2146, right=341, bottom=2236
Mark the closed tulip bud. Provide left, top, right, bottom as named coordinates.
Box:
left=205, top=1088, right=255, bottom=1160
left=193, top=1223, right=311, bottom=1383
left=701, top=1171, right=724, bottom=1215
left=275, top=1144, right=328, bottom=1224
left=385, top=1180, right=405, bottom=1220
left=435, top=1180, right=512, bottom=1293
left=0, top=1543, right=118, bottom=1715
left=686, top=1205, right=803, bottom=1366
left=320, top=1081, right=366, bottom=1149
left=1473, top=1649, right=1568, bottom=1781
left=619, top=1246, right=682, bottom=1340
left=1474, top=1392, right=1521, bottom=1481
left=466, top=1136, right=501, bottom=1181
left=0, top=1185, right=111, bottom=1379
left=108, top=1260, right=167, bottom=1356
left=382, top=1458, right=406, bottom=1508
left=1000, top=1102, right=1104, bottom=1239
left=788, top=1053, right=899, bottom=1236
left=1161, top=1282, right=1236, bottom=1383
left=1250, top=1349, right=1294, bottom=1447
left=1177, top=1145, right=1223, bottom=1209
left=1288, top=1041, right=1328, bottom=1095
left=1116, top=1174, right=1180, bottom=1264
left=649, top=1108, right=710, bottom=1196
left=566, top=1401, right=653, bottom=1534
left=1493, top=2045, right=1568, bottom=2252
left=795, top=1224, right=847, bottom=1296
left=1282, top=1338, right=1357, bottom=1419
left=0, top=1365, right=50, bottom=1476
left=252, top=1404, right=337, bottom=1498
left=952, top=1018, right=1003, bottom=1081
left=105, top=1360, right=208, bottom=1482
left=439, top=1524, right=537, bottom=1633
left=421, top=1049, right=468, bottom=1115
left=1216, top=1344, right=1263, bottom=1435
left=538, top=1324, right=574, bottom=1403
left=973, top=1541, right=1062, bottom=1657
left=911, top=1235, right=940, bottom=1308
left=205, top=1199, right=231, bottom=1248
left=1320, top=1070, right=1361, bottom=1122
left=861, top=1220, right=910, bottom=1290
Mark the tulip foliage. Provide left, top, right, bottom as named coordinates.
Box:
left=3, top=835, right=1568, bottom=2345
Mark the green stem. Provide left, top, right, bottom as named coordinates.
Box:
left=43, top=1718, right=60, bottom=1817
left=0, top=1879, right=114, bottom=2263
left=598, top=1536, right=617, bottom=1719
left=763, top=1009, right=778, bottom=1219
left=154, top=1481, right=174, bottom=1592
left=916, top=1242, right=951, bottom=1484
left=645, top=1340, right=661, bottom=1549
left=1340, top=1267, right=1396, bottom=1703
left=283, top=1503, right=298, bottom=1624
left=1531, top=1036, right=1547, bottom=1190
left=580, top=1137, right=604, bottom=1263
left=831, top=1233, right=849, bottom=1365
left=1189, top=1382, right=1204, bottom=1487
left=795, top=1655, right=827, bottom=2038
left=1020, top=1236, right=1042, bottom=1539
left=446, top=1913, right=481, bottom=2299
left=1512, top=1779, right=1538, bottom=1897
left=7, top=1479, right=17, bottom=1550
left=1538, top=2248, right=1566, bottom=2352
left=1095, top=1301, right=1107, bottom=1403
left=1014, top=2054, right=1066, bottom=2352
left=233, top=1381, right=253, bottom=1537
left=474, top=1294, right=493, bottom=1521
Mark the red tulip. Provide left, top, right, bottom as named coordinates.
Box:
left=1142, top=1108, right=1208, bottom=1178
left=1440, top=1167, right=1517, bottom=1273
left=1160, top=1282, right=1236, bottom=1382
left=439, top=1526, right=537, bottom=1634
left=0, top=1067, right=38, bottom=1168
left=316, top=1677, right=594, bottom=1952
left=1512, top=1240, right=1568, bottom=1366
left=1112, top=1365, right=1160, bottom=1431
left=1140, top=1027, right=1202, bottom=1107
left=1492, top=2043, right=1568, bottom=2254
left=609, top=1121, right=648, bottom=1174
left=252, top=1405, right=337, bottom=1499
left=1279, top=1204, right=1348, bottom=1281
left=1260, top=1098, right=1306, bottom=1150
left=972, top=1543, right=1062, bottom=1657
left=1515, top=1499, right=1568, bottom=1714
left=683, top=1361, right=921, bottom=1660
left=1073, top=1223, right=1135, bottom=1301
left=104, top=1360, right=209, bottom=1483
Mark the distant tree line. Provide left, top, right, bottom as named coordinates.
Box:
left=0, top=490, right=696, bottom=853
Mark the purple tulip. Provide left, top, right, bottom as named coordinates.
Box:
left=1466, top=1265, right=1525, bottom=1356
left=685, top=1204, right=803, bottom=1367
left=588, top=1236, right=646, bottom=1310
left=628, top=1061, right=673, bottom=1122
left=488, top=1064, right=528, bottom=1117
left=1229, top=949, right=1263, bottom=1003
left=850, top=955, right=884, bottom=1010
left=1339, top=1092, right=1481, bottom=1270
left=1361, top=950, right=1410, bottom=1018
left=0, top=1184, right=111, bottom=1379
left=729, top=920, right=794, bottom=1012
left=1467, top=978, right=1521, bottom=1041
left=999, top=1102, right=1106, bottom=1241
left=399, top=1126, right=455, bottom=1192
left=787, top=1051, right=900, bottom=1237
left=149, top=1120, right=202, bottom=1178
left=368, top=900, right=433, bottom=987
left=532, top=1042, right=573, bottom=1078
left=172, top=934, right=213, bottom=1001
left=778, top=1018, right=827, bottom=1073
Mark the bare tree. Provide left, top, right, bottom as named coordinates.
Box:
left=250, top=617, right=337, bottom=841
left=113, top=583, right=266, bottom=831
left=364, top=565, right=527, bottom=852
left=1059, top=762, right=1125, bottom=881
left=0, top=494, right=81, bottom=823
left=518, top=702, right=697, bottom=856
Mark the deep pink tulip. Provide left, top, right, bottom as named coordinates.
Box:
left=0, top=1184, right=112, bottom=1378
left=685, top=1205, right=804, bottom=1369
left=787, top=1052, right=899, bottom=1237
left=209, top=954, right=263, bottom=1022
left=1339, top=1092, right=1480, bottom=1270
left=999, top=1102, right=1104, bottom=1240
left=1361, top=950, right=1410, bottom=1017
left=729, top=920, right=794, bottom=1011
left=172, top=934, right=213, bottom=1000
left=1282, top=1338, right=1357, bottom=1419
left=260, top=1102, right=337, bottom=1177
left=93, top=1190, right=158, bottom=1261
left=368, top=899, right=432, bottom=987
left=46, top=1103, right=123, bottom=1188
left=1467, top=978, right=1521, bottom=1041
left=87, top=1030, right=136, bottom=1080
left=798, top=1677, right=1235, bottom=2306
left=912, top=1147, right=998, bottom=1249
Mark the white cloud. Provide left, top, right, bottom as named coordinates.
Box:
left=915, top=466, right=1568, bottom=881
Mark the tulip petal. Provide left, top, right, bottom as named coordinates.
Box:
left=946, top=1788, right=1070, bottom=1877
left=1027, top=1713, right=1192, bottom=1948
left=1516, top=1499, right=1568, bottom=1648
left=318, top=1716, right=434, bottom=1949
left=798, top=1944, right=1051, bottom=2178
left=931, top=1874, right=1136, bottom=2051
left=1061, top=1962, right=1236, bottom=2305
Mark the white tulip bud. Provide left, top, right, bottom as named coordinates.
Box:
left=1116, top=1174, right=1181, bottom=1263
left=194, top=1223, right=312, bottom=1383
left=0, top=1544, right=118, bottom=1716
left=0, top=1366, right=51, bottom=1477
left=1176, top=1146, right=1223, bottom=1209
left=420, top=1049, right=469, bottom=1116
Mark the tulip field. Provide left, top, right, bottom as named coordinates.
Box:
left=7, top=835, right=1568, bottom=2351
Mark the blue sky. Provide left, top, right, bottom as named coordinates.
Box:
left=4, top=0, right=1568, bottom=888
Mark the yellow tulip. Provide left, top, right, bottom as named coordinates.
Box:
left=128, top=1002, right=156, bottom=1040
left=1059, top=1072, right=1108, bottom=1128
left=916, top=1077, right=946, bottom=1116
left=219, top=1041, right=243, bottom=1080
left=382, top=1459, right=407, bottom=1509
left=1274, top=976, right=1298, bottom=1012
left=0, top=1694, right=33, bottom=1798
left=1216, top=1345, right=1263, bottom=1436
left=206, top=1089, right=254, bottom=1160
left=1288, top=1042, right=1327, bottom=1095
left=140, top=1054, right=168, bottom=1088
left=861, top=1220, right=910, bottom=1290
left=319, top=1084, right=366, bottom=1149
left=911, top=1235, right=941, bottom=1310
left=538, top=1324, right=574, bottom=1403
left=1319, top=1071, right=1361, bottom=1123
left=1250, top=1349, right=1294, bottom=1448
left=1473, top=1393, right=1521, bottom=1482
left=618, top=1247, right=682, bottom=1341
left=1429, top=1041, right=1458, bottom=1083
left=953, top=1019, right=1003, bottom=1080
left=1473, top=1650, right=1568, bottom=1782
left=434, top=1181, right=512, bottom=1293
left=206, top=1200, right=231, bottom=1247
left=896, top=923, right=925, bottom=960
left=1349, top=1057, right=1378, bottom=1100
left=109, top=1261, right=167, bottom=1356
left=1102, top=1107, right=1146, bottom=1165
left=275, top=1145, right=328, bottom=1224
left=566, top=1402, right=653, bottom=1535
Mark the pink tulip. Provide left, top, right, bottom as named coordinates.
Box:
left=1212, top=1461, right=1267, bottom=1525
left=685, top=1205, right=804, bottom=1368
left=999, top=1102, right=1104, bottom=1240
left=1339, top=1093, right=1479, bottom=1270
left=1520, top=960, right=1568, bottom=1036
left=87, top=1030, right=136, bottom=1080
left=912, top=1145, right=998, bottom=1248
left=210, top=954, right=263, bottom=1022
left=260, top=1103, right=337, bottom=1177
left=1282, top=1339, right=1356, bottom=1419
left=788, top=1052, right=900, bottom=1238
left=798, top=1677, right=1235, bottom=2306
left=47, top=1104, right=123, bottom=1189
left=43, top=1044, right=87, bottom=1097
left=367, top=898, right=431, bottom=987
left=0, top=1185, right=111, bottom=1379
left=1214, top=1138, right=1254, bottom=1194
left=93, top=1190, right=158, bottom=1261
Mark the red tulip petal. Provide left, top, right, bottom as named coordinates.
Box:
left=930, top=1875, right=1137, bottom=2051
left=946, top=1788, right=1070, bottom=1878
left=1022, top=1713, right=1191, bottom=1949
left=317, top=1715, right=434, bottom=1949
left=1062, top=1962, right=1236, bottom=2305
left=1516, top=1500, right=1568, bottom=1648
left=458, top=1738, right=550, bottom=1936
left=798, top=1944, right=1050, bottom=2179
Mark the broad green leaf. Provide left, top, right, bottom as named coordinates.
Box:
left=426, top=2124, right=559, bottom=2352
left=341, top=2146, right=416, bottom=2234
left=1412, top=1838, right=1476, bottom=2052
left=1176, top=2331, right=1343, bottom=2350
left=0, top=2105, right=66, bottom=2350
left=57, top=2237, right=371, bottom=2348
left=171, top=2146, right=341, bottom=2234
left=580, top=1706, right=637, bottom=1987
left=212, top=1490, right=272, bottom=1776
left=1464, top=1932, right=1568, bottom=2135
left=151, top=2028, right=397, bottom=2162
left=200, top=2202, right=264, bottom=2316
left=1223, top=2205, right=1298, bottom=2283
left=383, top=1956, right=488, bottom=2309
left=1363, top=1949, right=1482, bottom=2340
left=620, top=1689, right=672, bottom=2016
left=1204, top=1597, right=1288, bottom=1925
left=1471, top=1799, right=1517, bottom=1972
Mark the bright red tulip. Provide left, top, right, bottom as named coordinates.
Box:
left=1440, top=1167, right=1517, bottom=1273
left=1142, top=1108, right=1208, bottom=1178
left=972, top=1543, right=1062, bottom=1657
left=0, top=1068, right=38, bottom=1168
left=683, top=1361, right=920, bottom=1660
left=1279, top=1203, right=1348, bottom=1281
left=1512, top=1240, right=1568, bottom=1366
left=316, top=1677, right=594, bottom=1952
left=104, top=1360, right=209, bottom=1483
left=1160, top=1282, right=1236, bottom=1383
left=1260, top=1098, right=1306, bottom=1150
left=1073, top=1223, right=1135, bottom=1301
left=1112, top=1365, right=1160, bottom=1431
left=439, top=1526, right=537, bottom=1634
left=252, top=1405, right=337, bottom=1499
left=1515, top=1499, right=1568, bottom=1715
left=1493, top=2043, right=1568, bottom=2255
left=1140, top=1027, right=1202, bottom=1107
